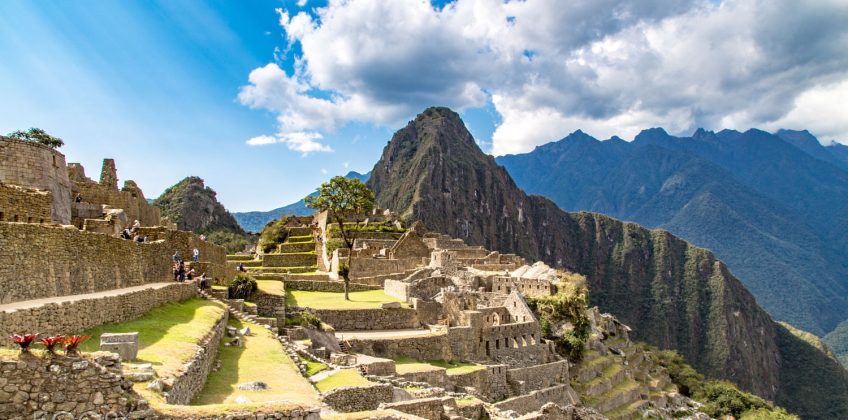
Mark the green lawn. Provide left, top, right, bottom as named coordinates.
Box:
left=314, top=369, right=375, bottom=393
left=394, top=357, right=484, bottom=375
left=286, top=289, right=405, bottom=310
left=78, top=299, right=225, bottom=377
left=256, top=280, right=285, bottom=296
left=192, top=318, right=318, bottom=405
left=299, top=356, right=329, bottom=376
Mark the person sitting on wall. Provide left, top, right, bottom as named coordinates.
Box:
left=173, top=263, right=180, bottom=281
left=186, top=268, right=195, bottom=281
left=121, top=228, right=132, bottom=240
left=178, top=261, right=186, bottom=281
left=198, top=273, right=208, bottom=290
left=133, top=234, right=144, bottom=243
left=131, top=219, right=140, bottom=233
left=237, top=262, right=246, bottom=272
left=74, top=193, right=82, bottom=203
left=173, top=252, right=181, bottom=264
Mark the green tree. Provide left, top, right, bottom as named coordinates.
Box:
left=305, top=176, right=375, bottom=300
left=8, top=127, right=64, bottom=148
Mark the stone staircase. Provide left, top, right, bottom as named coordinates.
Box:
left=197, top=288, right=278, bottom=330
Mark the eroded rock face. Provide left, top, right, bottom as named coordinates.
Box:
left=366, top=107, right=848, bottom=415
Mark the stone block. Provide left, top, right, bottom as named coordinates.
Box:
left=100, top=342, right=138, bottom=361
left=100, top=332, right=139, bottom=344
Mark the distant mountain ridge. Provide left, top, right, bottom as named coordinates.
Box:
left=496, top=128, right=848, bottom=339
left=367, top=107, right=848, bottom=419
left=233, top=171, right=370, bottom=232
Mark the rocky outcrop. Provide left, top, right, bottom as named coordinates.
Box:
left=367, top=107, right=848, bottom=418
left=153, top=176, right=244, bottom=234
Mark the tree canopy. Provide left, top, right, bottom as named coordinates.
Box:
left=7, top=128, right=64, bottom=149
left=305, top=176, right=375, bottom=250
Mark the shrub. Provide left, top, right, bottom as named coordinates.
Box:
left=39, top=336, right=64, bottom=354
left=8, top=128, right=64, bottom=148
left=10, top=333, right=39, bottom=352
left=63, top=335, right=90, bottom=355
left=258, top=218, right=290, bottom=253
left=299, top=312, right=321, bottom=328
left=228, top=274, right=258, bottom=299
left=527, top=277, right=590, bottom=362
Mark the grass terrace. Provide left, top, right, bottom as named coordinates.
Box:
left=394, top=357, right=484, bottom=375
left=314, top=369, right=375, bottom=393
left=299, top=356, right=329, bottom=377
left=192, top=318, right=318, bottom=405
left=256, top=280, right=285, bottom=296
left=286, top=289, right=406, bottom=310
left=78, top=298, right=225, bottom=378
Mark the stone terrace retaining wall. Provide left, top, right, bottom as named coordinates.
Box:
left=0, top=136, right=73, bottom=224
left=321, top=383, right=393, bottom=412
left=314, top=308, right=420, bottom=330
left=165, top=306, right=228, bottom=404
left=347, top=334, right=453, bottom=361
left=492, top=384, right=579, bottom=415
left=381, top=397, right=446, bottom=420
left=0, top=282, right=196, bottom=340
left=156, top=407, right=320, bottom=420
left=253, top=290, right=286, bottom=325
left=135, top=227, right=232, bottom=281
left=0, top=223, right=226, bottom=304
left=0, top=352, right=151, bottom=418
left=507, top=360, right=569, bottom=395
left=284, top=279, right=380, bottom=292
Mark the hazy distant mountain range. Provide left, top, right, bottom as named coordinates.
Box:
left=496, top=128, right=848, bottom=340
left=232, top=171, right=370, bottom=232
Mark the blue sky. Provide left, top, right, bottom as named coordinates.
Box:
left=1, top=0, right=845, bottom=211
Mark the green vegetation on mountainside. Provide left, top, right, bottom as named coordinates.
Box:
left=824, top=319, right=848, bottom=368
left=527, top=274, right=590, bottom=362
left=153, top=176, right=253, bottom=253
left=366, top=106, right=848, bottom=419
left=643, top=346, right=796, bottom=419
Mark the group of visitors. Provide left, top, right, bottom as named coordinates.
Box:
left=120, top=220, right=147, bottom=243
left=172, top=251, right=207, bottom=288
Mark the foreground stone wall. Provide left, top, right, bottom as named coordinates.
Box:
left=0, top=352, right=151, bottom=418
left=0, top=282, right=196, bottom=340
left=492, top=384, right=580, bottom=415
left=507, top=360, right=569, bottom=395
left=0, top=137, right=73, bottom=224
left=0, top=223, right=207, bottom=304
left=165, top=307, right=228, bottom=404
left=313, top=308, right=420, bottom=331
left=0, top=182, right=52, bottom=224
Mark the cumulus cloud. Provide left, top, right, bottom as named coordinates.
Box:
left=245, top=131, right=333, bottom=154
left=240, top=0, right=848, bottom=154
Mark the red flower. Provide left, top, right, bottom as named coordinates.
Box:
left=63, top=335, right=90, bottom=355
left=10, top=333, right=39, bottom=352
left=39, top=336, right=64, bottom=354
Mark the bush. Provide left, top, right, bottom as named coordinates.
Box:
left=259, top=218, right=290, bottom=253
left=8, top=128, right=64, bottom=148
left=203, top=228, right=250, bottom=254
left=228, top=274, right=257, bottom=299
left=527, top=278, right=590, bottom=362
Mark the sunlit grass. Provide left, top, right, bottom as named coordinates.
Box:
left=286, top=289, right=405, bottom=310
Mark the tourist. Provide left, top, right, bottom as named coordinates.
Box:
left=178, top=261, right=186, bottom=281
left=237, top=262, right=246, bottom=272
left=173, top=252, right=181, bottom=264
left=186, top=268, right=195, bottom=280
left=131, top=219, right=140, bottom=233
left=198, top=273, right=208, bottom=290
left=74, top=193, right=82, bottom=203
left=193, top=248, right=200, bottom=263
left=121, top=228, right=132, bottom=240
left=199, top=234, right=206, bottom=241
left=173, top=263, right=180, bottom=281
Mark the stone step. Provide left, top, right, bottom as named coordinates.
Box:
left=573, top=354, right=616, bottom=383
left=580, top=363, right=626, bottom=398
left=226, top=254, right=255, bottom=261
left=263, top=252, right=318, bottom=268
left=228, top=260, right=263, bottom=267
left=287, top=227, right=313, bottom=237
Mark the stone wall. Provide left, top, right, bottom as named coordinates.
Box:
left=0, top=352, right=151, bottom=418
left=350, top=256, right=422, bottom=279
left=0, top=222, right=212, bottom=304
left=253, top=290, right=286, bottom=325
left=381, top=397, right=446, bottom=420
left=135, top=226, right=232, bottom=281
left=347, top=334, right=453, bottom=361
left=0, top=137, right=72, bottom=224
left=0, top=182, right=52, bottom=224
left=0, top=282, right=196, bottom=341
left=492, top=384, right=580, bottom=415
left=263, top=252, right=318, bottom=267
left=491, top=277, right=554, bottom=297
left=320, top=383, right=393, bottom=412
left=284, top=279, right=381, bottom=292
left=71, top=160, right=160, bottom=227
left=385, top=279, right=411, bottom=301
left=165, top=308, right=228, bottom=404
left=506, top=360, right=569, bottom=395
left=312, top=308, right=420, bottom=331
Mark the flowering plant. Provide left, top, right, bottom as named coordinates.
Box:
left=10, top=333, right=39, bottom=352
left=39, top=336, right=64, bottom=354
left=63, top=335, right=90, bottom=355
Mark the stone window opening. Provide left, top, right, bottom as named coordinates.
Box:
left=485, top=341, right=490, bottom=356
left=530, top=334, right=536, bottom=345
left=27, top=217, right=32, bottom=223
left=495, top=340, right=500, bottom=350
left=12, top=214, right=18, bottom=222
left=0, top=211, right=4, bottom=221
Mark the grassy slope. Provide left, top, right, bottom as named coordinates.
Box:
left=78, top=298, right=225, bottom=377
left=192, top=318, right=317, bottom=405
left=286, top=289, right=405, bottom=310
left=394, top=357, right=483, bottom=375
left=314, top=369, right=375, bottom=393
left=824, top=320, right=848, bottom=368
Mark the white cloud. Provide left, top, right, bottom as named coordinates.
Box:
left=297, top=0, right=308, bottom=7
left=241, top=0, right=848, bottom=154
left=245, top=131, right=333, bottom=154
left=321, top=168, right=328, bottom=174
left=246, top=135, right=277, bottom=146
